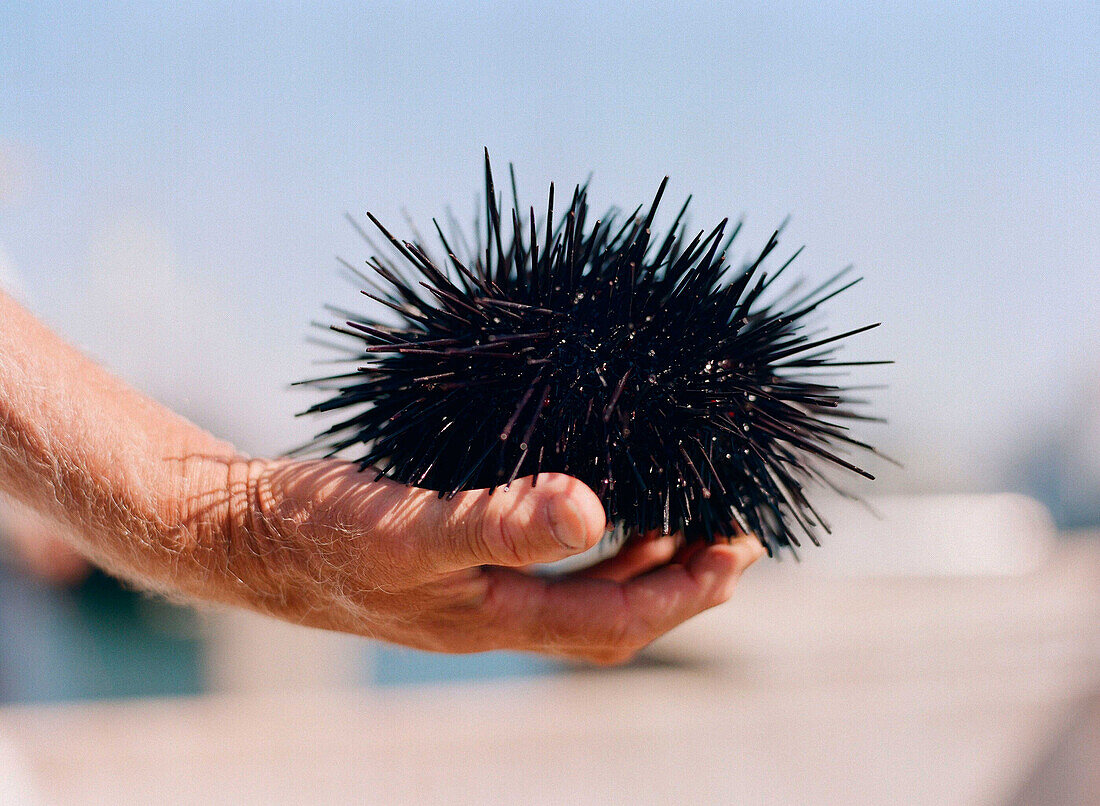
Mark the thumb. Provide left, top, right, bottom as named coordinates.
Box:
left=255, top=460, right=606, bottom=572
left=416, top=473, right=607, bottom=570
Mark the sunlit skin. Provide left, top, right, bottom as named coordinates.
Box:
left=0, top=290, right=762, bottom=664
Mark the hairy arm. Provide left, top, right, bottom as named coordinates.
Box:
left=0, top=289, right=238, bottom=592
left=0, top=289, right=762, bottom=663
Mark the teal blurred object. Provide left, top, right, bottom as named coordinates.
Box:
left=370, top=645, right=562, bottom=687
left=0, top=564, right=204, bottom=704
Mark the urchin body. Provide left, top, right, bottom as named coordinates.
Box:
left=300, top=152, right=885, bottom=555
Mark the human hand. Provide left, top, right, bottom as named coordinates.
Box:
left=0, top=288, right=762, bottom=664
left=200, top=459, right=764, bottom=664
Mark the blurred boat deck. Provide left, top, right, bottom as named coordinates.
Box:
left=2, top=536, right=1098, bottom=805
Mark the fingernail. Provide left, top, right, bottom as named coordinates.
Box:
left=546, top=496, right=590, bottom=551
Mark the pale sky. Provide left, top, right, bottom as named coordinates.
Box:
left=2, top=1, right=1098, bottom=491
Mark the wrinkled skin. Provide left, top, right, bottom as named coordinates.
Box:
left=0, top=290, right=762, bottom=664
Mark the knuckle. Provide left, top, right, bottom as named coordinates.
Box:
left=712, top=578, right=738, bottom=606
left=706, top=566, right=744, bottom=606
left=477, top=572, right=509, bottom=625
left=456, top=501, right=496, bottom=565
left=606, top=611, right=650, bottom=654
left=616, top=593, right=664, bottom=648
left=605, top=608, right=633, bottom=648
left=494, top=505, right=526, bottom=565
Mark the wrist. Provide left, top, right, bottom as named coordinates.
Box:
left=198, top=455, right=329, bottom=620
left=93, top=434, right=246, bottom=601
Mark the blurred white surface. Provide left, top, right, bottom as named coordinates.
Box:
left=0, top=734, right=38, bottom=806
left=799, top=493, right=1057, bottom=577
left=2, top=537, right=1097, bottom=805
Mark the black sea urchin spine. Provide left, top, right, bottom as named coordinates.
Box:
left=297, top=151, right=888, bottom=555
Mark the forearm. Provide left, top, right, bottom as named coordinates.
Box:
left=0, top=290, right=241, bottom=597
left=0, top=294, right=760, bottom=660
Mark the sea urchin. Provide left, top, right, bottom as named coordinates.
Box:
left=297, top=151, right=887, bottom=555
